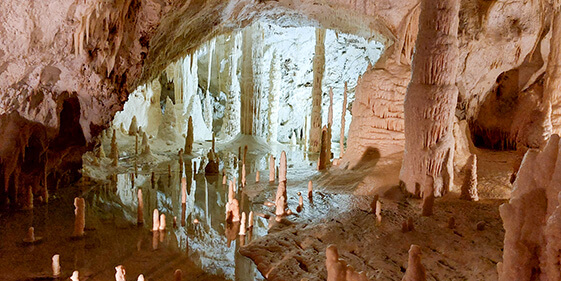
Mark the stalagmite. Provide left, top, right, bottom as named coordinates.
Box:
left=256, top=171, right=260, bottom=182
left=248, top=211, right=254, bottom=228
left=115, top=265, right=126, bottom=281
left=400, top=0, right=461, bottom=200
left=72, top=197, right=85, bottom=237
left=318, top=126, right=330, bottom=170
left=308, top=181, right=313, bottom=199
left=128, top=116, right=138, bottom=136
left=239, top=212, right=247, bottom=235
left=297, top=192, right=304, bottom=212
left=328, top=87, right=334, bottom=127
left=159, top=214, right=166, bottom=231
left=402, top=245, right=426, bottom=281
left=241, top=164, right=246, bottom=187
left=340, top=82, right=348, bottom=157
left=279, top=151, right=287, bottom=182
left=185, top=116, right=194, bottom=154
left=421, top=178, right=434, bottom=217
left=325, top=245, right=368, bottom=281
left=269, top=155, right=275, bottom=182
left=375, top=200, right=382, bottom=225
left=222, top=173, right=227, bottom=185
left=137, top=189, right=143, bottom=225
left=137, top=275, right=145, bottom=281
left=174, top=269, right=182, bottom=281
left=181, top=177, right=187, bottom=204
left=309, top=27, right=326, bottom=153
left=70, top=271, right=80, bottom=281
left=23, top=227, right=41, bottom=244
left=152, top=209, right=160, bottom=231
left=97, top=144, right=106, bottom=159
left=140, top=132, right=151, bottom=156
left=109, top=129, right=118, bottom=159
left=275, top=180, right=287, bottom=216
left=460, top=154, right=479, bottom=201
left=52, top=254, right=60, bottom=277
left=226, top=180, right=240, bottom=222
left=178, top=149, right=184, bottom=175
left=25, top=185, right=33, bottom=209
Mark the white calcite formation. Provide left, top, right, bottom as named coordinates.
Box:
left=72, top=197, right=86, bottom=237
left=498, top=135, right=561, bottom=280
left=52, top=254, right=60, bottom=277
left=115, top=265, right=126, bottom=281
left=152, top=209, right=160, bottom=232
left=400, top=0, right=460, bottom=203
left=70, top=271, right=80, bottom=281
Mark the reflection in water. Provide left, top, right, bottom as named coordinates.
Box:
left=92, top=141, right=320, bottom=281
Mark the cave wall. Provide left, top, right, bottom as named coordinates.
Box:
left=0, top=0, right=557, bottom=206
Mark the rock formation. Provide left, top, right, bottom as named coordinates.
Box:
left=402, top=245, right=426, bottom=281
left=115, top=265, right=126, bottom=281
left=185, top=116, right=194, bottom=154
left=72, top=197, right=86, bottom=237
left=400, top=0, right=460, bottom=201
left=279, top=151, right=287, bottom=182
left=318, top=126, right=330, bottom=170
left=52, top=254, right=60, bottom=277
left=128, top=116, right=138, bottom=136
left=498, top=135, right=561, bottom=280
left=309, top=28, right=326, bottom=153
left=326, top=245, right=368, bottom=281
left=460, top=154, right=479, bottom=201
left=137, top=189, right=144, bottom=225
left=340, top=82, right=348, bottom=157
left=269, top=155, right=275, bottom=182
left=152, top=209, right=160, bottom=232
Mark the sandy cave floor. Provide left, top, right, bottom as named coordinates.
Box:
left=0, top=138, right=518, bottom=281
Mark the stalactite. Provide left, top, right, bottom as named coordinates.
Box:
left=340, top=82, right=348, bottom=157
left=400, top=0, right=460, bottom=201
left=240, top=26, right=255, bottom=135
left=309, top=28, right=326, bottom=153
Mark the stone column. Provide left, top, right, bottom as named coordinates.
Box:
left=400, top=0, right=460, bottom=199
left=240, top=26, right=255, bottom=135
left=309, top=28, right=326, bottom=153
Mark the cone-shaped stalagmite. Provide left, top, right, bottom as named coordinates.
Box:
left=185, top=116, right=194, bottom=154
left=128, top=116, right=138, bottom=136
left=309, top=28, right=326, bottom=153
left=279, top=151, right=287, bottom=182
left=402, top=245, right=426, bottom=281
left=400, top=0, right=460, bottom=205
left=460, top=154, right=479, bottom=201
